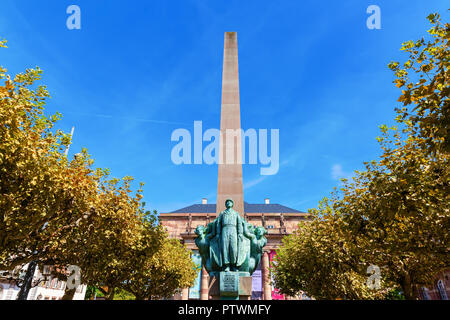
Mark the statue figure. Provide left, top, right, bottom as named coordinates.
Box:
left=195, top=198, right=267, bottom=276
left=208, top=218, right=222, bottom=270
left=216, top=199, right=241, bottom=271
left=194, top=225, right=210, bottom=269
left=194, top=220, right=222, bottom=271
left=248, top=226, right=267, bottom=274
left=186, top=213, right=192, bottom=233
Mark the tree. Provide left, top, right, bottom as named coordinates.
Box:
left=273, top=13, right=449, bottom=300
left=272, top=199, right=390, bottom=300
left=43, top=175, right=164, bottom=300
left=274, top=132, right=448, bottom=300
left=112, top=288, right=136, bottom=300
left=0, top=37, right=195, bottom=301
left=122, top=236, right=197, bottom=300
left=42, top=173, right=195, bottom=301
left=335, top=13, right=450, bottom=299
left=0, top=38, right=101, bottom=300
left=388, top=13, right=449, bottom=154
left=337, top=125, right=449, bottom=299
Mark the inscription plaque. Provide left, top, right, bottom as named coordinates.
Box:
left=219, top=272, right=239, bottom=297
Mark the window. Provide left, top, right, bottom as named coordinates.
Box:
left=437, top=280, right=448, bottom=300
left=45, top=278, right=51, bottom=288
left=42, top=265, right=51, bottom=275
left=267, top=225, right=275, bottom=229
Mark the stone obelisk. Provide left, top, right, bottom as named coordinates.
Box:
left=216, top=32, right=244, bottom=216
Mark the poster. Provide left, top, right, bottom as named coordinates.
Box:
left=251, top=262, right=263, bottom=300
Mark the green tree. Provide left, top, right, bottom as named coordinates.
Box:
left=338, top=125, right=449, bottom=299
left=336, top=13, right=450, bottom=299
left=273, top=199, right=390, bottom=300
left=273, top=13, right=449, bottom=300
left=0, top=37, right=99, bottom=274
left=45, top=175, right=164, bottom=300
left=1, top=37, right=195, bottom=301
left=389, top=13, right=449, bottom=154
left=112, top=288, right=136, bottom=300
left=122, top=236, right=197, bottom=300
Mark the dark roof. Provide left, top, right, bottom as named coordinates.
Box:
left=169, top=202, right=305, bottom=214
left=170, top=204, right=217, bottom=214
left=244, top=203, right=305, bottom=214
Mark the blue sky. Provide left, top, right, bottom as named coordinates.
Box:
left=0, top=1, right=448, bottom=214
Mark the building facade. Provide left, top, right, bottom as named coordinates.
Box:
left=419, top=270, right=450, bottom=300
left=0, top=264, right=86, bottom=300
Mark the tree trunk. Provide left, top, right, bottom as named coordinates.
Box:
left=61, top=287, right=76, bottom=300
left=401, top=273, right=417, bottom=300
left=106, top=288, right=115, bottom=300
left=17, top=260, right=38, bottom=300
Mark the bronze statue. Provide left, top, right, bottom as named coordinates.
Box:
left=195, top=199, right=267, bottom=276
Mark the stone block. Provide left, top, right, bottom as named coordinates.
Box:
left=209, top=276, right=219, bottom=296
left=239, top=276, right=252, bottom=296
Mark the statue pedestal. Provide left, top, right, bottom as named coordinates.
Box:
left=209, top=272, right=252, bottom=300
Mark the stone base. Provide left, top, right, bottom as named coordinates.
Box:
left=239, top=275, right=252, bottom=297
left=209, top=272, right=252, bottom=300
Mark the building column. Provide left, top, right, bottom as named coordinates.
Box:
left=200, top=266, right=209, bottom=300
left=181, top=287, right=189, bottom=300
left=262, top=251, right=272, bottom=300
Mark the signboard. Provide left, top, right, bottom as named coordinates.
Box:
left=188, top=251, right=202, bottom=299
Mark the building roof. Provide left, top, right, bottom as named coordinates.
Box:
left=169, top=202, right=306, bottom=214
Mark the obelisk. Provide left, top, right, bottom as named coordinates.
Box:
left=216, top=32, right=244, bottom=216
